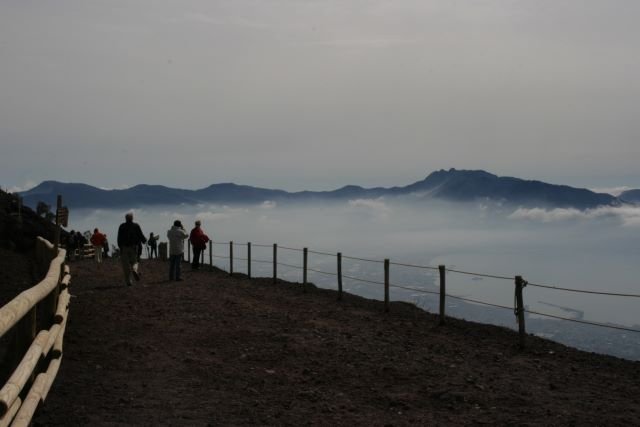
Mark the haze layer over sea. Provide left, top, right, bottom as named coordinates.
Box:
left=69, top=199, right=640, bottom=360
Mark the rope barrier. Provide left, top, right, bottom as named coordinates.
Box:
left=308, top=267, right=338, bottom=277
left=445, top=293, right=514, bottom=311
left=528, top=282, right=640, bottom=298
left=252, top=258, right=272, bottom=265
left=389, top=283, right=440, bottom=296
left=212, top=255, right=230, bottom=259
left=308, top=249, right=337, bottom=257
left=524, top=309, right=640, bottom=333
left=214, top=239, right=640, bottom=301
left=278, top=262, right=303, bottom=270
left=279, top=245, right=303, bottom=252
left=446, top=268, right=513, bottom=281
left=342, top=274, right=385, bottom=286
left=389, top=261, right=440, bottom=271
left=342, top=255, right=384, bottom=264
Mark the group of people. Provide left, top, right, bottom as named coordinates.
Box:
left=66, top=229, right=109, bottom=261
left=114, top=213, right=210, bottom=286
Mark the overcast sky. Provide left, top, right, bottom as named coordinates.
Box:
left=1, top=0, right=639, bottom=192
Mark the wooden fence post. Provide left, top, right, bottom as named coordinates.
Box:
left=54, top=195, right=62, bottom=251
left=209, top=240, right=213, bottom=268
left=439, top=265, right=446, bottom=325
left=247, top=242, right=252, bottom=279
left=303, top=247, right=308, bottom=292
left=273, top=244, right=277, bottom=284
left=337, top=252, right=343, bottom=301
left=384, top=259, right=390, bottom=313
left=515, top=275, right=527, bottom=349
left=229, top=241, right=234, bottom=276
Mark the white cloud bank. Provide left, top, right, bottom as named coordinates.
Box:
left=508, top=206, right=640, bottom=226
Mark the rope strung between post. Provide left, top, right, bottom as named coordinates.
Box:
left=389, top=283, right=440, bottom=296
left=342, top=255, right=384, bottom=264
left=278, top=262, right=304, bottom=270
left=279, top=245, right=303, bottom=252
left=212, top=255, right=230, bottom=259
left=446, top=268, right=513, bottom=281
left=213, top=239, right=640, bottom=300
left=389, top=261, right=440, bottom=271
left=235, top=257, right=248, bottom=261
left=527, top=282, right=640, bottom=298
left=446, top=293, right=514, bottom=311
left=342, top=274, right=385, bottom=286
left=252, top=258, right=272, bottom=265
left=307, top=267, right=338, bottom=277
left=524, top=309, right=640, bottom=333
left=308, top=249, right=337, bottom=257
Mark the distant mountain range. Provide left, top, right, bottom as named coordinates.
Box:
left=620, top=189, right=640, bottom=204
left=18, top=169, right=625, bottom=210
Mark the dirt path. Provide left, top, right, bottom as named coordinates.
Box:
left=33, top=258, right=640, bottom=426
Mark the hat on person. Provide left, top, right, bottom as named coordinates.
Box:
left=195, top=220, right=201, bottom=226
left=174, top=220, right=182, bottom=227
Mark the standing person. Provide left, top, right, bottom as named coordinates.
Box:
left=66, top=230, right=77, bottom=261
left=117, top=212, right=147, bottom=287
left=167, top=220, right=188, bottom=281
left=147, top=232, right=159, bottom=259
left=189, top=220, right=210, bottom=270
left=103, top=235, right=110, bottom=258
left=90, top=228, right=107, bottom=264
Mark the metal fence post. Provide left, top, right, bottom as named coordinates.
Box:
left=337, top=252, right=343, bottom=301
left=273, top=243, right=277, bottom=284
left=247, top=242, right=252, bottom=279
left=515, top=275, right=527, bottom=349
left=384, top=259, right=390, bottom=313
left=303, top=247, right=308, bottom=292
left=229, top=241, right=234, bottom=276
left=439, top=265, right=446, bottom=325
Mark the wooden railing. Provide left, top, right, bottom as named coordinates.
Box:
left=0, top=237, right=71, bottom=427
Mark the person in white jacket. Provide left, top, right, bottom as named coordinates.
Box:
left=167, top=220, right=189, bottom=281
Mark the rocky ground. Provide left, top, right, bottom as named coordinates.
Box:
left=1, top=256, right=631, bottom=426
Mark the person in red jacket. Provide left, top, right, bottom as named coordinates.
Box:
left=90, top=228, right=107, bottom=264
left=189, top=220, right=210, bottom=270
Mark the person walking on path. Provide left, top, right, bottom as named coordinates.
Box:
left=189, top=220, right=210, bottom=271
left=90, top=228, right=107, bottom=265
left=167, top=220, right=188, bottom=281
left=117, top=213, right=147, bottom=286
left=147, top=232, right=159, bottom=259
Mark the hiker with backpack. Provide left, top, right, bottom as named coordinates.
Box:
left=117, top=213, right=147, bottom=287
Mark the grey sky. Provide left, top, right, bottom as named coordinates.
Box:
left=2, top=0, right=639, bottom=192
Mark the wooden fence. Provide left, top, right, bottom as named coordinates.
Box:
left=0, top=237, right=71, bottom=427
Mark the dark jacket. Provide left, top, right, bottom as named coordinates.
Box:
left=117, top=221, right=147, bottom=248
left=189, top=227, right=210, bottom=250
